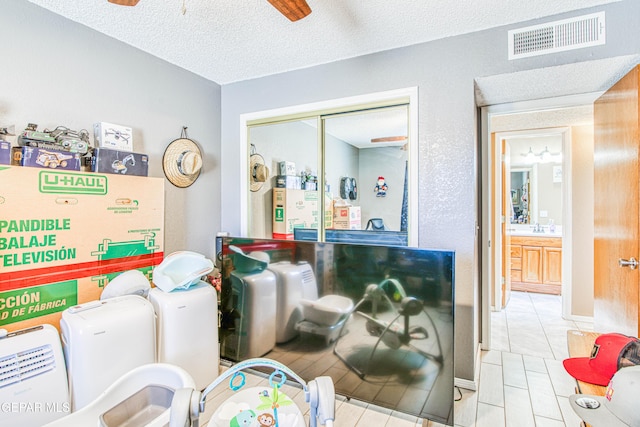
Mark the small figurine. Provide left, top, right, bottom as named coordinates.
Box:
left=374, top=176, right=388, bottom=197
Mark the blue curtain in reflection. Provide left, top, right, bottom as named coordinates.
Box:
left=401, top=160, right=408, bottom=232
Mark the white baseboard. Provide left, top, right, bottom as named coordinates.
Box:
left=564, top=313, right=593, bottom=323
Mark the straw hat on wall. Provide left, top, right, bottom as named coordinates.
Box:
left=250, top=153, right=269, bottom=192
left=163, top=137, right=203, bottom=188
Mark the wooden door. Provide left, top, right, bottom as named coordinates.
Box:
left=594, top=65, right=640, bottom=336
left=501, top=138, right=512, bottom=308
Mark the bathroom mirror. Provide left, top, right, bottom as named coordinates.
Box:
left=510, top=168, right=533, bottom=224
left=218, top=236, right=455, bottom=425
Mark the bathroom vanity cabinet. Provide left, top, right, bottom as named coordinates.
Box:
left=510, top=236, right=562, bottom=295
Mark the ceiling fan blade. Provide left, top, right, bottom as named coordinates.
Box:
left=108, top=0, right=140, bottom=6
left=267, top=0, right=312, bottom=22
left=371, top=136, right=407, bottom=143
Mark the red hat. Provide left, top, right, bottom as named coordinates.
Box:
left=563, top=333, right=640, bottom=386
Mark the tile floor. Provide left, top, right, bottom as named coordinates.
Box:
left=455, top=291, right=593, bottom=427
left=200, top=291, right=590, bottom=426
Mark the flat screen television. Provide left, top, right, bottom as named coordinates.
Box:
left=218, top=236, right=455, bottom=425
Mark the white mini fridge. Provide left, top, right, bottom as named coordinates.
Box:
left=148, top=281, right=219, bottom=391
left=60, top=295, right=156, bottom=411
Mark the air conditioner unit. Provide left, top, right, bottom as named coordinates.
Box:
left=60, top=295, right=156, bottom=411
left=0, top=324, right=70, bottom=426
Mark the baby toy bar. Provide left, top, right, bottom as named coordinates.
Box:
left=172, top=358, right=336, bottom=427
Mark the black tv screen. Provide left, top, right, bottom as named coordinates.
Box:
left=218, top=237, right=455, bottom=425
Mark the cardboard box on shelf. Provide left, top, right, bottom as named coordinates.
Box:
left=0, top=140, right=10, bottom=164
left=272, top=188, right=332, bottom=239
left=275, top=175, right=302, bottom=189
left=0, top=166, right=164, bottom=332
left=93, top=122, right=133, bottom=152
left=11, top=146, right=82, bottom=171
left=332, top=205, right=361, bottom=230
left=86, top=147, right=149, bottom=176
left=278, top=161, right=296, bottom=176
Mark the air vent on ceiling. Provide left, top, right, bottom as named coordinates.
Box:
left=508, top=11, right=605, bottom=60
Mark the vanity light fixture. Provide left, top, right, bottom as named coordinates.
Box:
left=521, top=146, right=562, bottom=163
left=539, top=146, right=552, bottom=163
left=524, top=147, right=537, bottom=163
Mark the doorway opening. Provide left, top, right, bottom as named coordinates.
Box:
left=495, top=127, right=567, bottom=309
left=481, top=98, right=597, bottom=353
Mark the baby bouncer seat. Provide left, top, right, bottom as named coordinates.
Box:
left=333, top=278, right=444, bottom=379
left=171, top=358, right=335, bottom=427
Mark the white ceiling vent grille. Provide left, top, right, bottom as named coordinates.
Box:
left=508, top=11, right=605, bottom=60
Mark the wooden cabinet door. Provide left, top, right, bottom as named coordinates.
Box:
left=543, top=247, right=562, bottom=285
left=522, top=246, right=542, bottom=283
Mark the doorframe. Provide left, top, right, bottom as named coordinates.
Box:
left=238, top=87, right=419, bottom=246
left=492, top=128, right=567, bottom=309
left=480, top=92, right=603, bottom=350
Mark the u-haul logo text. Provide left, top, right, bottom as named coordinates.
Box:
left=39, top=171, right=108, bottom=195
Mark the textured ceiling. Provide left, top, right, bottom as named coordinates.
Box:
left=27, top=0, right=622, bottom=85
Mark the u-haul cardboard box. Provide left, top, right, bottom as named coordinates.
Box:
left=272, top=189, right=332, bottom=239
left=0, top=166, right=164, bottom=331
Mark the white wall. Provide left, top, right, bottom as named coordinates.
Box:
left=571, top=124, right=595, bottom=317
left=220, top=1, right=640, bottom=382
left=537, top=162, right=563, bottom=225
left=1, top=1, right=222, bottom=259
left=358, top=147, right=407, bottom=231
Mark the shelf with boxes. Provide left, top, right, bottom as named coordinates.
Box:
left=272, top=160, right=363, bottom=239
left=0, top=122, right=149, bottom=177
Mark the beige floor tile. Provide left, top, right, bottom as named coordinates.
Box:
left=480, top=349, right=502, bottom=366
left=452, top=387, right=478, bottom=427
left=478, top=362, right=504, bottom=407
left=354, top=404, right=391, bottom=426
left=522, top=355, right=547, bottom=374
left=503, top=385, right=534, bottom=427
left=502, top=352, right=527, bottom=389
left=556, top=395, right=584, bottom=427
left=334, top=398, right=368, bottom=426
left=526, top=370, right=562, bottom=420
left=533, top=415, right=567, bottom=427
left=475, top=403, right=505, bottom=427
left=544, top=359, right=578, bottom=398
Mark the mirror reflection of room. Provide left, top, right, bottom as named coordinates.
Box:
left=510, top=169, right=530, bottom=224
left=218, top=237, right=455, bottom=424
left=508, top=135, right=563, bottom=232
left=247, top=105, right=410, bottom=245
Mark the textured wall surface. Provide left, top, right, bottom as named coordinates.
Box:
left=221, top=1, right=640, bottom=381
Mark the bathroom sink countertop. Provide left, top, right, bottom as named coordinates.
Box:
left=507, top=225, right=562, bottom=237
